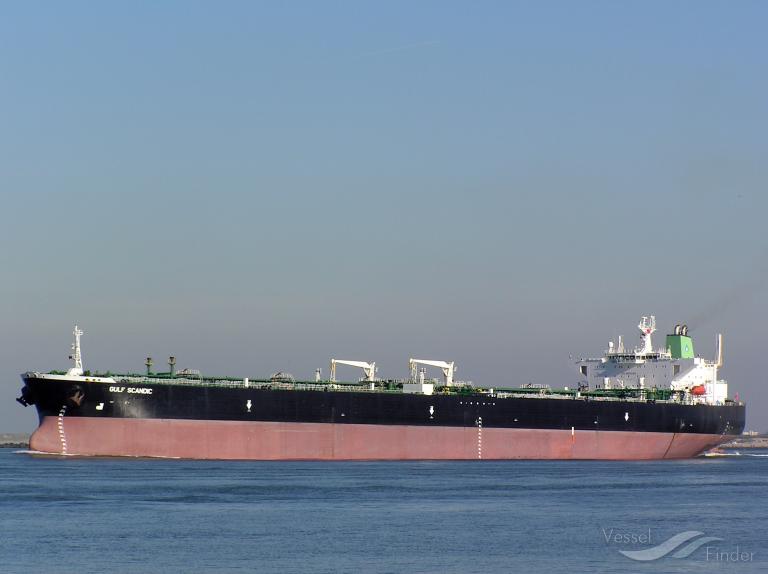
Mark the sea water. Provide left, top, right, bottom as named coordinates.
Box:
left=0, top=448, right=765, bottom=573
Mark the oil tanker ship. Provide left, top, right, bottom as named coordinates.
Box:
left=17, top=317, right=745, bottom=460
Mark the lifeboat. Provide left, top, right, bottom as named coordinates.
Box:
left=691, top=385, right=707, bottom=396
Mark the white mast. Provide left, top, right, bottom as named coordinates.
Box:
left=635, top=316, right=656, bottom=355
left=67, top=325, right=84, bottom=376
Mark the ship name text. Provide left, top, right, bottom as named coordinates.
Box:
left=108, top=386, right=153, bottom=395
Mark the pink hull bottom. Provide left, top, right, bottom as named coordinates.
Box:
left=30, top=417, right=733, bottom=460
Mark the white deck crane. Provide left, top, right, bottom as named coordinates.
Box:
left=330, top=359, right=377, bottom=382
left=408, top=358, right=455, bottom=386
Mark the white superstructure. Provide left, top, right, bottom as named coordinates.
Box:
left=576, top=316, right=728, bottom=405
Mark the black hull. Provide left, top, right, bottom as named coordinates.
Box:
left=20, top=375, right=746, bottom=436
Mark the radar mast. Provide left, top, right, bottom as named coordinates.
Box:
left=635, top=316, right=656, bottom=356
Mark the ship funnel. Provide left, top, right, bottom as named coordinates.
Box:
left=674, top=324, right=681, bottom=335
left=169, top=356, right=176, bottom=377
left=681, top=325, right=688, bottom=336
left=146, top=356, right=153, bottom=376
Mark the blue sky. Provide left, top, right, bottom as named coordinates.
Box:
left=1, top=1, right=767, bottom=431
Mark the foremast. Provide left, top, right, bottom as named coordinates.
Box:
left=67, top=326, right=84, bottom=376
